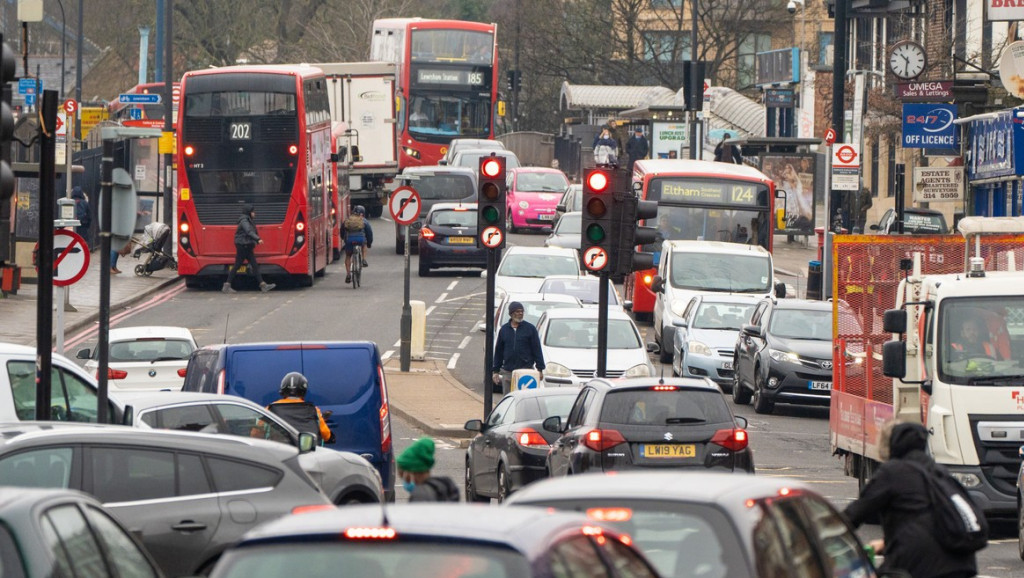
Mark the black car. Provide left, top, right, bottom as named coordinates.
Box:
left=209, top=504, right=660, bottom=578
left=464, top=388, right=579, bottom=502
left=544, top=377, right=754, bottom=476
left=417, top=202, right=487, bottom=276
left=871, top=207, right=949, bottom=235
left=732, top=298, right=834, bottom=414
left=394, top=165, right=477, bottom=253
left=506, top=472, right=878, bottom=578
left=0, top=487, right=163, bottom=578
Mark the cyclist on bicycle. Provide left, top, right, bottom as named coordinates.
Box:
left=343, top=205, right=373, bottom=284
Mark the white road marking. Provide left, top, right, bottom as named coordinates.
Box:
left=436, top=293, right=448, bottom=303
left=457, top=336, right=471, bottom=350
left=425, top=305, right=436, bottom=316
left=436, top=292, right=486, bottom=303
left=447, top=353, right=459, bottom=369
left=393, top=340, right=401, bottom=347
left=447, top=280, right=458, bottom=291
left=382, top=350, right=394, bottom=361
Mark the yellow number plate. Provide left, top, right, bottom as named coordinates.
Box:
left=641, top=444, right=696, bottom=458
left=447, top=236, right=475, bottom=244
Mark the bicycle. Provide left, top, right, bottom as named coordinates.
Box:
left=349, top=241, right=363, bottom=289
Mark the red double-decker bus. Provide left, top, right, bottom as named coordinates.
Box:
left=109, top=82, right=180, bottom=128
left=176, top=65, right=332, bottom=288
left=627, top=159, right=777, bottom=316
left=370, top=18, right=498, bottom=169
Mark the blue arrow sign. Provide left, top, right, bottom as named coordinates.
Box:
left=516, top=375, right=538, bottom=390
left=119, top=93, right=161, bottom=104
left=25, top=93, right=36, bottom=106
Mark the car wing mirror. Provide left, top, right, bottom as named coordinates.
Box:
left=542, top=415, right=562, bottom=433
left=465, top=419, right=483, bottom=432
left=774, top=282, right=787, bottom=298
left=298, top=432, right=317, bottom=453
left=122, top=405, right=134, bottom=425
left=623, top=300, right=633, bottom=311
left=646, top=341, right=661, bottom=355
left=651, top=275, right=665, bottom=293
left=734, top=415, right=748, bottom=429
left=741, top=323, right=762, bottom=337
left=76, top=348, right=90, bottom=359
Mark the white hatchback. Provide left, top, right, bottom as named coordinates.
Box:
left=489, top=245, right=581, bottom=302
left=537, top=308, right=655, bottom=387
left=78, top=326, right=198, bottom=391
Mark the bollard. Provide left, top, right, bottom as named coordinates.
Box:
left=511, top=368, right=542, bottom=392
left=410, top=300, right=426, bottom=361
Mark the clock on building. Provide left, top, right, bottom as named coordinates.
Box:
left=889, top=40, right=927, bottom=80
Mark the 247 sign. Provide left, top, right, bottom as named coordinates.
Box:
left=902, top=104, right=960, bottom=149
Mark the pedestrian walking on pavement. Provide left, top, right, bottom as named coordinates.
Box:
left=491, top=301, right=545, bottom=393
left=843, top=422, right=980, bottom=578
left=223, top=204, right=275, bottom=293
left=71, top=187, right=91, bottom=242
left=625, top=127, right=649, bottom=173
left=713, top=133, right=743, bottom=164
left=397, top=437, right=459, bottom=502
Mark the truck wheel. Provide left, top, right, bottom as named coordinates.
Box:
left=858, top=457, right=876, bottom=494
left=369, top=204, right=384, bottom=218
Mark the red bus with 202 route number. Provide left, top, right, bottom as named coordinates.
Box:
left=175, top=65, right=332, bottom=288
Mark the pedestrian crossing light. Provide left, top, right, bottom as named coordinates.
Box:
left=477, top=154, right=506, bottom=249
left=581, top=167, right=616, bottom=272
left=0, top=34, right=15, bottom=205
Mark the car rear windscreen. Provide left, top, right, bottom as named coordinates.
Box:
left=413, top=174, right=475, bottom=200
left=182, top=349, right=223, bottom=392
left=108, top=339, right=194, bottom=362
left=903, top=212, right=947, bottom=234
left=213, top=542, right=532, bottom=578
left=431, top=209, right=476, bottom=227
left=601, top=390, right=733, bottom=425
left=544, top=319, right=639, bottom=349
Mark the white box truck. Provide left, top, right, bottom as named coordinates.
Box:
left=316, top=62, right=398, bottom=218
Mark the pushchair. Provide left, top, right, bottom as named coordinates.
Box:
left=131, top=222, right=177, bottom=276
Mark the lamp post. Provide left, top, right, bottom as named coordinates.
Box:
left=55, top=0, right=65, bottom=98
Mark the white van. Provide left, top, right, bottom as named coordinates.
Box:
left=650, top=240, right=784, bottom=363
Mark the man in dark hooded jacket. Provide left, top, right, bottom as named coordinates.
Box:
left=843, top=422, right=978, bottom=578
left=223, top=204, right=275, bottom=293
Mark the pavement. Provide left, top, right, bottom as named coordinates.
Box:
left=0, top=236, right=818, bottom=440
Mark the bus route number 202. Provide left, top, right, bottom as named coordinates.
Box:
left=230, top=122, right=252, bottom=140
left=730, top=185, right=755, bottom=204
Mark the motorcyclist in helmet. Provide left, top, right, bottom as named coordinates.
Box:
left=342, top=205, right=374, bottom=284
left=266, top=372, right=334, bottom=443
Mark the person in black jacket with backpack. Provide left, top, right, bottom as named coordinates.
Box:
left=223, top=204, right=275, bottom=293
left=843, top=422, right=979, bottom=578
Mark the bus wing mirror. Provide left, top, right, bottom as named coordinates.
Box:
left=329, top=153, right=339, bottom=163
left=351, top=145, right=362, bottom=162
left=774, top=282, right=786, bottom=298
left=882, top=341, right=907, bottom=378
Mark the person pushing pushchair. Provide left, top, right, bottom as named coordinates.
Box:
left=131, top=222, right=177, bottom=276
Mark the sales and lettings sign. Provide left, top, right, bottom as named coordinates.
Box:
left=902, top=104, right=959, bottom=149
left=895, top=81, right=953, bottom=102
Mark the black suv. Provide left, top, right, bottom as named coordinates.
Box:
left=544, top=377, right=754, bottom=476
left=871, top=208, right=948, bottom=235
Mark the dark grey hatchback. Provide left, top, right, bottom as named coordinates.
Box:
left=544, top=377, right=754, bottom=476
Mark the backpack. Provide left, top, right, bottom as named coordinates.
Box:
left=422, top=476, right=460, bottom=502
left=344, top=214, right=365, bottom=232
left=905, top=460, right=988, bottom=554
left=267, top=401, right=322, bottom=443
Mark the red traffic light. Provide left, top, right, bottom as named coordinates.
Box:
left=481, top=157, right=503, bottom=178
left=586, top=170, right=609, bottom=193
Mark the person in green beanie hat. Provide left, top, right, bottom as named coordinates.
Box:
left=397, top=437, right=459, bottom=502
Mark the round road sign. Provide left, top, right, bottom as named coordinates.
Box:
left=582, top=246, right=609, bottom=271
left=836, top=145, right=857, bottom=164
left=824, top=128, right=837, bottom=146
left=63, top=99, right=77, bottom=114
left=481, top=226, right=504, bottom=249
left=48, top=230, right=90, bottom=287
left=389, top=186, right=422, bottom=225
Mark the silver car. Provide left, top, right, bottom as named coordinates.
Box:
left=117, top=391, right=384, bottom=505
left=671, top=294, right=760, bottom=392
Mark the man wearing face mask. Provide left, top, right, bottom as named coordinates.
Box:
left=491, top=301, right=546, bottom=393
left=397, top=437, right=459, bottom=502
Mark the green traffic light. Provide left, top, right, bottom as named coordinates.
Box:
left=481, top=205, right=500, bottom=224
left=586, top=223, right=606, bottom=243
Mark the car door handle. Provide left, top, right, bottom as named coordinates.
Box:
left=172, top=521, right=207, bottom=532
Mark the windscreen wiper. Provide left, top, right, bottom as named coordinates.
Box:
left=966, top=374, right=1024, bottom=385
left=665, top=417, right=705, bottom=424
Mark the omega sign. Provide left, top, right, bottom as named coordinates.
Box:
left=896, top=81, right=953, bottom=101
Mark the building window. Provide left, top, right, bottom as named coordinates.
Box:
left=643, top=31, right=692, bottom=62
left=817, top=32, right=834, bottom=66
left=738, top=34, right=772, bottom=88
left=650, top=0, right=683, bottom=6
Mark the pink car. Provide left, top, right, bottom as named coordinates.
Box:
left=505, top=168, right=570, bottom=232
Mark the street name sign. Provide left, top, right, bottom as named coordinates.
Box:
left=118, top=93, right=161, bottom=104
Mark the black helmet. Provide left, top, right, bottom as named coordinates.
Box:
left=279, top=372, right=308, bottom=398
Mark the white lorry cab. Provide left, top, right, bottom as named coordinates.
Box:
left=846, top=217, right=1024, bottom=518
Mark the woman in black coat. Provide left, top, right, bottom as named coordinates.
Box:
left=843, top=422, right=978, bottom=578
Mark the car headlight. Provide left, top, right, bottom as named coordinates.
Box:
left=519, top=201, right=530, bottom=209
left=624, top=363, right=652, bottom=378
left=688, top=341, right=712, bottom=356
left=768, top=349, right=800, bottom=363
left=546, top=362, right=572, bottom=378
left=670, top=300, right=689, bottom=318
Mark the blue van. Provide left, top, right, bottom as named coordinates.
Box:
left=181, top=341, right=395, bottom=500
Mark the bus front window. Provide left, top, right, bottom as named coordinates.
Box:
left=408, top=95, right=489, bottom=141
left=648, top=206, right=767, bottom=250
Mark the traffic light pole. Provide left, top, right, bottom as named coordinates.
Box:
left=597, top=270, right=609, bottom=378
left=400, top=224, right=411, bottom=372
left=483, top=249, right=497, bottom=417
left=35, top=90, right=58, bottom=421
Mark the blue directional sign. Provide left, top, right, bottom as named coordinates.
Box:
left=18, top=78, right=37, bottom=95
left=129, top=108, right=143, bottom=120
left=24, top=93, right=35, bottom=106
left=516, top=374, right=538, bottom=390
left=118, top=93, right=161, bottom=104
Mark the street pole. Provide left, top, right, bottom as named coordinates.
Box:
left=688, top=0, right=699, bottom=160
left=400, top=223, right=411, bottom=371
left=35, top=90, right=58, bottom=421
left=97, top=136, right=113, bottom=424
left=56, top=0, right=65, bottom=97
left=829, top=0, right=849, bottom=226
left=75, top=0, right=83, bottom=140
left=597, top=270, right=609, bottom=378
left=513, top=0, right=520, bottom=131
left=483, top=249, right=496, bottom=418
left=163, top=0, right=173, bottom=229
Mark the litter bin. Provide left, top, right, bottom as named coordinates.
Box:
left=806, top=260, right=823, bottom=300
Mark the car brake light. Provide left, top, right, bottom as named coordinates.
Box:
left=581, top=525, right=604, bottom=536
left=651, top=385, right=677, bottom=391
left=344, top=527, right=398, bottom=540
left=177, top=368, right=187, bottom=378
left=711, top=428, right=749, bottom=452
left=291, top=504, right=334, bottom=515
left=378, top=365, right=391, bottom=454
left=420, top=227, right=436, bottom=240
left=582, top=428, right=626, bottom=452
left=106, top=368, right=128, bottom=380
left=586, top=507, right=632, bottom=522
left=515, top=428, right=548, bottom=448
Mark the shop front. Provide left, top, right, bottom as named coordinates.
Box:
left=964, top=107, right=1024, bottom=217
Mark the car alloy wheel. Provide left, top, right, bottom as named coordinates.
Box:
left=752, top=364, right=775, bottom=414
left=1018, top=501, right=1024, bottom=561
left=732, top=371, right=751, bottom=404
left=672, top=349, right=681, bottom=376
left=465, top=458, right=489, bottom=503
left=497, top=466, right=511, bottom=504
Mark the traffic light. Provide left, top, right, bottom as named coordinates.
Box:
left=477, top=154, right=506, bottom=249
left=580, top=167, right=616, bottom=273
left=0, top=34, right=15, bottom=205
left=615, top=193, right=659, bottom=275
